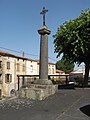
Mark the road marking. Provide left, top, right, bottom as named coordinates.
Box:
left=55, top=95, right=84, bottom=120
left=65, top=114, right=89, bottom=120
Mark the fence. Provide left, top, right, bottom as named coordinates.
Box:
left=17, top=74, right=70, bottom=90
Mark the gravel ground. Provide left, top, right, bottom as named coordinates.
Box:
left=0, top=98, right=36, bottom=110
left=0, top=89, right=90, bottom=120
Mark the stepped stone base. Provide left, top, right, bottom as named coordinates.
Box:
left=34, top=79, right=52, bottom=85
left=17, top=84, right=58, bottom=100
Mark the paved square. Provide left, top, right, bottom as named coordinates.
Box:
left=0, top=89, right=90, bottom=120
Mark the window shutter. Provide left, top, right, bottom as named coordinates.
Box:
left=17, top=63, right=20, bottom=72
left=7, top=62, right=10, bottom=69
left=10, top=74, right=12, bottom=82
left=5, top=74, right=7, bottom=83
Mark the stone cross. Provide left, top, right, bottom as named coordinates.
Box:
left=40, top=7, right=48, bottom=26
left=34, top=7, right=52, bottom=85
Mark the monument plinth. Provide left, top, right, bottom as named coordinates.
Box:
left=38, top=25, right=51, bottom=35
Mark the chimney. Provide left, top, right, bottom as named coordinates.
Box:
left=22, top=52, right=24, bottom=57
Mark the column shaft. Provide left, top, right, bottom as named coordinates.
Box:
left=39, top=34, right=48, bottom=80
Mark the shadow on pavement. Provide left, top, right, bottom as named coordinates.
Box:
left=58, top=84, right=75, bottom=89
left=80, top=105, right=90, bottom=117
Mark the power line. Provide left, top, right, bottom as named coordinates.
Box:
left=48, top=57, right=57, bottom=62
left=0, top=46, right=39, bottom=57
left=0, top=47, right=21, bottom=54
left=1, top=57, right=39, bottom=73
left=0, top=46, right=58, bottom=62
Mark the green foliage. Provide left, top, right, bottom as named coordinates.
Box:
left=56, top=58, right=75, bottom=74
left=53, top=9, right=90, bottom=63
left=53, top=9, right=90, bottom=86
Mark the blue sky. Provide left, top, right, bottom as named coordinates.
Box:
left=0, top=0, right=90, bottom=65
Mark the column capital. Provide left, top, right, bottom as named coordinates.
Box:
left=38, top=25, right=51, bottom=35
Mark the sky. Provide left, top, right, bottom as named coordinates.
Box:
left=0, top=0, right=90, bottom=67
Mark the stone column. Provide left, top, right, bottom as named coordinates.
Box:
left=39, top=26, right=50, bottom=79
left=35, top=26, right=52, bottom=85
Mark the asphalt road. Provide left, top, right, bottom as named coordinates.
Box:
left=0, top=89, right=90, bottom=120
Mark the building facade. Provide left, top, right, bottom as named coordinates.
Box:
left=0, top=50, right=63, bottom=97
left=0, top=56, right=16, bottom=96
left=0, top=50, right=26, bottom=97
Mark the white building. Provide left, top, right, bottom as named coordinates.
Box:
left=26, top=59, right=38, bottom=75
left=0, top=50, right=58, bottom=97
left=0, top=50, right=26, bottom=97
left=69, top=69, right=84, bottom=82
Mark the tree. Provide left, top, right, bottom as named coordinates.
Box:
left=56, top=58, right=75, bottom=74
left=53, top=10, right=90, bottom=86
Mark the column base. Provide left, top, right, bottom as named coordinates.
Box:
left=34, top=79, right=52, bottom=85
left=17, top=84, right=58, bottom=100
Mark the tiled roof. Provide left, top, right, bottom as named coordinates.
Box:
left=0, top=50, right=15, bottom=57
left=48, top=62, right=56, bottom=65
left=0, top=50, right=56, bottom=64
left=0, top=58, right=3, bottom=61
left=70, top=70, right=83, bottom=74
left=36, top=60, right=56, bottom=65
left=0, top=50, right=36, bottom=61
left=56, top=69, right=64, bottom=73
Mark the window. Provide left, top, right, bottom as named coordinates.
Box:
left=0, top=61, right=2, bottom=68
left=0, top=74, right=2, bottom=83
left=17, top=63, right=20, bottom=72
left=0, top=89, right=1, bottom=97
left=7, top=62, right=10, bottom=69
left=52, top=68, right=54, bottom=74
left=0, top=74, right=2, bottom=80
left=17, top=58, right=19, bottom=61
left=22, top=64, right=25, bottom=72
left=48, top=68, right=51, bottom=74
left=5, top=74, right=12, bottom=83
left=30, top=65, right=33, bottom=73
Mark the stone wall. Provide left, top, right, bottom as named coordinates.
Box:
left=17, top=84, right=58, bottom=100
